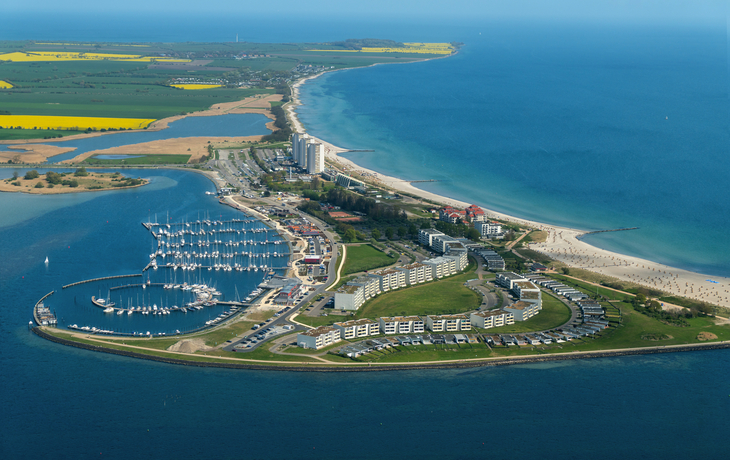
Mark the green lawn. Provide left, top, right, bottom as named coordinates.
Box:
left=355, top=262, right=480, bottom=318
left=341, top=243, right=397, bottom=275
left=0, top=128, right=85, bottom=140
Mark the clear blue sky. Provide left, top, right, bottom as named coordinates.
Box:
left=6, top=0, right=727, bottom=24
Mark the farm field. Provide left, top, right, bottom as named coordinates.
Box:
left=82, top=154, right=191, bottom=165
left=0, top=114, right=154, bottom=131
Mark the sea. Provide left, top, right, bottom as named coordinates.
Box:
left=1, top=12, right=730, bottom=459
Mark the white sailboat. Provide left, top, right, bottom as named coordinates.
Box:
left=44, top=256, right=49, bottom=264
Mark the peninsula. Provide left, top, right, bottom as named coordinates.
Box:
left=11, top=38, right=729, bottom=371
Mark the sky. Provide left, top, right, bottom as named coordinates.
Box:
left=4, top=0, right=727, bottom=24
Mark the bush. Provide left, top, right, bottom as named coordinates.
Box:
left=24, top=170, right=39, bottom=180
left=34, top=182, right=44, bottom=188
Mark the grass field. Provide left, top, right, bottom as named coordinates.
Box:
left=342, top=244, right=397, bottom=275
left=0, top=128, right=84, bottom=140
left=355, top=262, right=480, bottom=318
left=82, top=154, right=192, bottom=165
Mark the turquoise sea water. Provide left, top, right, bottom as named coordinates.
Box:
left=298, top=23, right=730, bottom=277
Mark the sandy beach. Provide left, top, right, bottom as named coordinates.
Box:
left=286, top=72, right=730, bottom=309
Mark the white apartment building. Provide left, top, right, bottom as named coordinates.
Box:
left=512, top=280, right=542, bottom=308
left=504, top=301, right=540, bottom=321
left=297, top=326, right=341, bottom=349
left=470, top=310, right=515, bottom=329
left=426, top=314, right=471, bottom=332
left=478, top=221, right=502, bottom=237
left=306, top=142, right=324, bottom=175
left=424, top=256, right=457, bottom=280
left=379, top=316, right=425, bottom=335
left=432, top=234, right=460, bottom=254
left=333, top=319, right=380, bottom=340
left=369, top=268, right=406, bottom=292
left=418, top=228, right=444, bottom=248
left=334, top=284, right=365, bottom=311
left=397, top=262, right=431, bottom=285
left=495, top=272, right=526, bottom=290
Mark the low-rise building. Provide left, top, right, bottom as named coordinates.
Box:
left=297, top=326, right=341, bottom=349
left=470, top=310, right=515, bottom=329
left=426, top=314, right=471, bottom=332
left=333, top=319, right=380, bottom=340
left=274, top=278, right=303, bottom=305
left=379, top=316, right=425, bottom=335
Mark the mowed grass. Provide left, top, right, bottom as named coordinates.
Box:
left=355, top=262, right=480, bottom=318
left=0, top=128, right=84, bottom=140
left=82, top=154, right=192, bottom=165
left=342, top=244, right=397, bottom=275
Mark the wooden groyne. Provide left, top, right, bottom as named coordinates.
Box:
left=31, top=327, right=730, bottom=373
left=63, top=274, right=141, bottom=289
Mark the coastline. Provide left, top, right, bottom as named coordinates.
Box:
left=285, top=66, right=730, bottom=309
left=33, top=326, right=730, bottom=372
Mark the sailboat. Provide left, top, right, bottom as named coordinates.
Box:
left=44, top=256, right=49, bottom=264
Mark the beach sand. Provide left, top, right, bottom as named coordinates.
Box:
left=286, top=73, right=730, bottom=309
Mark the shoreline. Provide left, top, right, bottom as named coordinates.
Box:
left=285, top=62, right=730, bottom=309
left=32, top=326, right=730, bottom=372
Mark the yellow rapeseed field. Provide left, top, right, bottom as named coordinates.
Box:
left=0, top=80, right=13, bottom=89
left=0, top=115, right=155, bottom=131
left=0, top=52, right=189, bottom=63
left=308, top=42, right=454, bottom=55
left=170, top=84, right=223, bottom=90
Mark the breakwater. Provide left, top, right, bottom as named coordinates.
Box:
left=62, top=274, right=141, bottom=289
left=32, top=327, right=730, bottom=373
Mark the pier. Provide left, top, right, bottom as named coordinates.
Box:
left=408, top=179, right=443, bottom=183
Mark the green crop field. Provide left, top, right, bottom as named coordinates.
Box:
left=342, top=244, right=397, bottom=275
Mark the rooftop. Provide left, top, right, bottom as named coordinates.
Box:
left=300, top=326, right=337, bottom=337
left=334, top=318, right=378, bottom=327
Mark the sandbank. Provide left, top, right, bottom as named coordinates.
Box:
left=285, top=70, right=730, bottom=309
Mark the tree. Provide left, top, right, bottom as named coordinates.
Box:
left=24, top=170, right=39, bottom=180
left=34, top=181, right=44, bottom=188
left=420, top=219, right=431, bottom=229
left=311, top=177, right=320, bottom=190
left=385, top=227, right=394, bottom=240
left=74, top=166, right=89, bottom=177
left=561, top=267, right=571, bottom=275
left=12, top=171, right=18, bottom=180
left=649, top=300, right=662, bottom=312
left=371, top=228, right=381, bottom=240
left=465, top=228, right=481, bottom=241
left=408, top=223, right=418, bottom=238
left=397, top=226, right=407, bottom=238
left=343, top=228, right=357, bottom=243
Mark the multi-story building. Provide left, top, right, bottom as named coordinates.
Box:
left=478, top=221, right=502, bottom=237
left=297, top=326, right=341, bottom=349
left=504, top=301, right=540, bottom=321
left=348, top=275, right=380, bottom=299
left=333, top=319, right=380, bottom=340
left=512, top=280, right=542, bottom=308
left=470, top=310, right=515, bottom=329
left=424, top=256, right=457, bottom=279
left=369, top=268, right=406, bottom=292
left=495, top=272, right=525, bottom=290
left=306, top=142, right=324, bottom=175
left=397, top=262, right=431, bottom=285
left=379, top=316, right=425, bottom=335
left=418, top=228, right=444, bottom=248
left=334, top=284, right=365, bottom=311
left=432, top=234, right=460, bottom=254
left=465, top=204, right=486, bottom=222
left=426, top=314, right=471, bottom=332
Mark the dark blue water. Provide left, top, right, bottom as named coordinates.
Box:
left=298, top=22, right=730, bottom=277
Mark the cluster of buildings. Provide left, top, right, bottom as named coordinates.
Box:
left=437, top=205, right=504, bottom=239
left=522, top=274, right=589, bottom=302
left=333, top=249, right=468, bottom=311
left=466, top=245, right=505, bottom=271
left=291, top=133, right=324, bottom=175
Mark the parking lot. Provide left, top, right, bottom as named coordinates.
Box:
left=230, top=324, right=293, bottom=352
